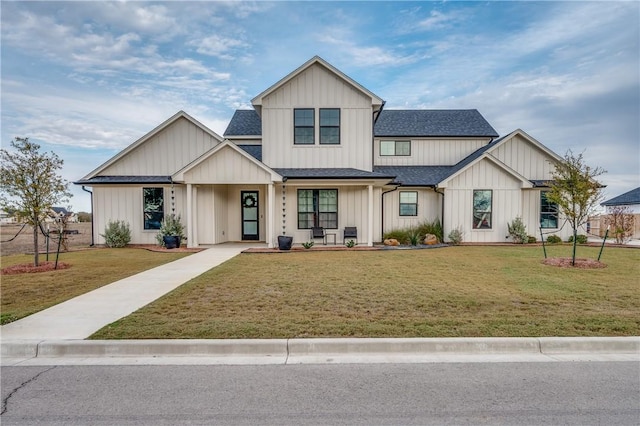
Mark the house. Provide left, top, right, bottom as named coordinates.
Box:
left=76, top=56, right=572, bottom=248
left=0, top=209, right=17, bottom=224
left=597, top=187, right=640, bottom=239
left=45, top=207, right=79, bottom=224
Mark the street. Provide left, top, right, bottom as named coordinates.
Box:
left=2, top=362, right=638, bottom=425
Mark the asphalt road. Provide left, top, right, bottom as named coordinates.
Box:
left=2, top=362, right=638, bottom=425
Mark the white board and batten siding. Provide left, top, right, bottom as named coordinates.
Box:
left=521, top=189, right=575, bottom=242
left=100, top=117, right=221, bottom=176
left=491, top=134, right=556, bottom=181
left=277, top=184, right=382, bottom=244
left=443, top=159, right=523, bottom=243
left=383, top=189, right=441, bottom=233
left=92, top=185, right=186, bottom=245
left=183, top=145, right=273, bottom=184
left=374, top=138, right=490, bottom=166
left=261, top=63, right=374, bottom=170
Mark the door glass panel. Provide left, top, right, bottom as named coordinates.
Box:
left=244, top=222, right=258, bottom=235
left=243, top=207, right=257, bottom=220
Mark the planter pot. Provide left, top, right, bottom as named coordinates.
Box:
left=277, top=235, right=293, bottom=251
left=163, top=235, right=179, bottom=249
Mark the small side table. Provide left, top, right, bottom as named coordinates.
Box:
left=324, top=233, right=336, bottom=245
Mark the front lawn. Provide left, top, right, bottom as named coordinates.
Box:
left=91, top=245, right=640, bottom=339
left=1, top=249, right=190, bottom=324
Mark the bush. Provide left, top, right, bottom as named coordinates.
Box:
left=527, top=236, right=537, bottom=243
left=408, top=228, right=421, bottom=246
left=416, top=219, right=443, bottom=243
left=101, top=220, right=131, bottom=248
left=507, top=216, right=528, bottom=244
left=567, top=234, right=588, bottom=244
left=546, top=234, right=562, bottom=244
left=448, top=227, right=464, bottom=245
left=156, top=214, right=186, bottom=247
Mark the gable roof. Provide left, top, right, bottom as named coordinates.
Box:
left=374, top=110, right=499, bottom=138
left=224, top=110, right=262, bottom=136
left=602, top=187, right=640, bottom=206
left=251, top=56, right=384, bottom=109
left=237, top=144, right=262, bottom=161
left=80, top=111, right=223, bottom=181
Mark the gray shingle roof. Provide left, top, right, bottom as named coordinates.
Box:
left=373, top=166, right=453, bottom=186
left=374, top=109, right=499, bottom=137
left=224, top=110, right=262, bottom=136
left=237, top=145, right=262, bottom=161
left=224, top=108, right=499, bottom=138
left=273, top=168, right=395, bottom=180
left=75, top=176, right=173, bottom=185
left=601, top=187, right=640, bottom=206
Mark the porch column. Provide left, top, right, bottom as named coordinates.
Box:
left=368, top=184, right=374, bottom=246
left=267, top=183, right=275, bottom=248
left=186, top=183, right=194, bottom=248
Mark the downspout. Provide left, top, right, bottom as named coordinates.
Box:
left=81, top=186, right=95, bottom=246
left=381, top=184, right=400, bottom=240
left=434, top=186, right=445, bottom=242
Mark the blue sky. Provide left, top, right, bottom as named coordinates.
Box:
left=1, top=1, right=638, bottom=212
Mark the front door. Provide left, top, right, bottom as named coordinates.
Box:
left=241, top=191, right=259, bottom=240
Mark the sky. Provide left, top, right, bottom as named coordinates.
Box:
left=1, top=1, right=639, bottom=213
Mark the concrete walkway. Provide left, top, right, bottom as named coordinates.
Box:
left=0, top=245, right=258, bottom=340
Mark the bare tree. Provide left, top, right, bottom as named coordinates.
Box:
left=546, top=150, right=605, bottom=265
left=0, top=137, right=71, bottom=266
left=605, top=206, right=635, bottom=244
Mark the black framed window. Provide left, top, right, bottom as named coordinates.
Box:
left=294, top=108, right=314, bottom=144
left=320, top=108, right=340, bottom=144
left=380, top=140, right=411, bottom=156
left=399, top=191, right=418, bottom=216
left=540, top=191, right=558, bottom=228
left=297, top=189, right=338, bottom=229
left=143, top=187, right=164, bottom=230
left=473, top=190, right=492, bottom=229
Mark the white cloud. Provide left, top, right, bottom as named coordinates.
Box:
left=192, top=34, right=249, bottom=59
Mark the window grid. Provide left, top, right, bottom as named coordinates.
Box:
left=297, top=189, right=338, bottom=229
left=294, top=109, right=314, bottom=145
left=399, top=191, right=418, bottom=216
left=320, top=108, right=340, bottom=144
left=380, top=140, right=411, bottom=156
left=540, top=191, right=558, bottom=228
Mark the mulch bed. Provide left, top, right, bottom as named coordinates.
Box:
left=542, top=257, right=607, bottom=269
left=1, top=261, right=71, bottom=275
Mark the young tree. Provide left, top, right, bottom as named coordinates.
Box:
left=0, top=137, right=72, bottom=266
left=546, top=150, right=605, bottom=265
left=605, top=206, right=635, bottom=244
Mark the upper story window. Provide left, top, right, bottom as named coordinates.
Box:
left=399, top=191, right=418, bottom=216
left=294, top=109, right=314, bottom=145
left=320, top=108, right=340, bottom=144
left=472, top=190, right=492, bottom=229
left=540, top=191, right=558, bottom=228
left=143, top=187, right=164, bottom=230
left=380, top=140, right=411, bottom=156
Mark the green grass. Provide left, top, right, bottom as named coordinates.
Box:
left=91, top=245, right=640, bottom=339
left=1, top=248, right=190, bottom=324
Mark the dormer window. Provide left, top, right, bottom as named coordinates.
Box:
left=320, top=108, right=340, bottom=144
left=294, top=108, right=314, bottom=144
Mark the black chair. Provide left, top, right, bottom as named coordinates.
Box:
left=343, top=227, right=357, bottom=244
left=311, top=227, right=327, bottom=245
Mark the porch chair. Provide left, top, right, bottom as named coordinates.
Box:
left=311, top=227, right=327, bottom=245
left=343, top=226, right=358, bottom=244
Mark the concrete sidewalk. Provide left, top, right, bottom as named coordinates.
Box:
left=0, top=245, right=258, bottom=340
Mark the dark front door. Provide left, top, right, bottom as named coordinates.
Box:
left=241, top=191, right=259, bottom=240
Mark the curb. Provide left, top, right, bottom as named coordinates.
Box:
left=2, top=337, right=638, bottom=364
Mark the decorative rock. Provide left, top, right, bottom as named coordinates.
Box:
left=423, top=234, right=438, bottom=245
left=384, top=238, right=399, bottom=246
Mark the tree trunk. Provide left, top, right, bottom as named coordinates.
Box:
left=571, top=229, right=577, bottom=266
left=33, top=223, right=39, bottom=267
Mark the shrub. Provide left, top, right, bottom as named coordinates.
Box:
left=507, top=216, right=528, bottom=244
left=302, top=241, right=314, bottom=249
left=546, top=234, right=562, bottom=244
left=416, top=219, right=443, bottom=243
left=408, top=228, right=421, bottom=246
left=156, top=214, right=186, bottom=247
left=448, top=227, right=464, bottom=245
left=345, top=240, right=356, bottom=248
left=567, top=234, right=588, bottom=244
left=383, top=230, right=410, bottom=245
left=527, top=236, right=537, bottom=243
left=101, top=220, right=131, bottom=248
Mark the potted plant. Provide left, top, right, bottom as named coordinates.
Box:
left=277, top=235, right=293, bottom=250
left=156, top=214, right=186, bottom=249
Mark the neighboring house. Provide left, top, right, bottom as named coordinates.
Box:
left=597, top=187, right=640, bottom=239
left=0, top=210, right=17, bottom=224
left=45, top=207, right=79, bottom=224
left=76, top=56, right=572, bottom=248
